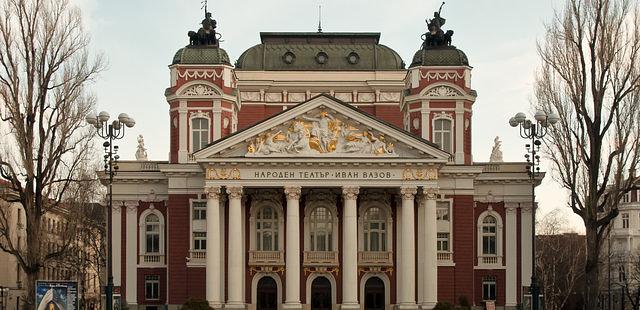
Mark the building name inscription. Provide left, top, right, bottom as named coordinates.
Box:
left=206, top=167, right=438, bottom=181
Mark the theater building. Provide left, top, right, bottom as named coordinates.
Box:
left=109, top=9, right=539, bottom=310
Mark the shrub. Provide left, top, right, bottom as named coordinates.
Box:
left=180, top=299, right=212, bottom=310
left=458, top=295, right=471, bottom=310
left=433, top=301, right=455, bottom=310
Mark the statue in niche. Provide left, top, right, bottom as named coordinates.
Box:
left=135, top=135, right=148, bottom=161
left=421, top=2, right=455, bottom=49
left=489, top=136, right=503, bottom=162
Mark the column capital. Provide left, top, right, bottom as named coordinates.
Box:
left=342, top=186, right=360, bottom=200
left=205, top=186, right=221, bottom=199
left=424, top=187, right=439, bottom=200
left=506, top=206, right=518, bottom=214
left=400, top=186, right=418, bottom=200
left=226, top=186, right=243, bottom=199
left=284, top=186, right=302, bottom=200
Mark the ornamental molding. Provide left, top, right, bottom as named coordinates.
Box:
left=421, top=70, right=465, bottom=82
left=240, top=91, right=261, bottom=101
left=424, top=85, right=462, bottom=97
left=205, top=186, right=221, bottom=199
left=205, top=167, right=241, bottom=180
left=424, top=187, right=439, bottom=200
left=402, top=167, right=438, bottom=180
left=249, top=189, right=283, bottom=205
left=379, top=92, right=401, bottom=102
left=305, top=189, right=338, bottom=206
left=180, top=84, right=220, bottom=96
left=178, top=69, right=224, bottom=81
left=400, top=187, right=418, bottom=200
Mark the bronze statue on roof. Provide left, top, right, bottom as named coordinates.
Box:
left=421, top=2, right=454, bottom=49
left=187, top=1, right=220, bottom=46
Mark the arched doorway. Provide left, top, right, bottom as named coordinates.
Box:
left=364, top=277, right=385, bottom=310
left=310, top=276, right=331, bottom=310
left=257, top=276, right=278, bottom=310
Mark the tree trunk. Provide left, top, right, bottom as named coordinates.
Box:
left=25, top=270, right=38, bottom=309
left=584, top=225, right=601, bottom=310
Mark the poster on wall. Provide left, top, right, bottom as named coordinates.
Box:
left=35, top=281, right=78, bottom=310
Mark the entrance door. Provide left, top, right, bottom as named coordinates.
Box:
left=364, top=277, right=385, bottom=310
left=311, top=276, right=332, bottom=310
left=257, top=276, right=278, bottom=310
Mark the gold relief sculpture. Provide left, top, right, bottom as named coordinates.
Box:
left=246, top=111, right=396, bottom=156
left=206, top=167, right=241, bottom=180
left=402, top=167, right=439, bottom=180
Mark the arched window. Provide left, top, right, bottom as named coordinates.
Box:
left=309, top=207, right=333, bottom=251
left=256, top=206, right=279, bottom=251
left=363, top=207, right=387, bottom=251
left=145, top=214, right=161, bottom=253
left=481, top=215, right=497, bottom=255
left=433, top=118, right=452, bottom=153
left=191, top=117, right=209, bottom=152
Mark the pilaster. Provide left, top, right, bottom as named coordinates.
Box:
left=505, top=203, right=518, bottom=307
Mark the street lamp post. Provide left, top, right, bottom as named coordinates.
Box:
left=86, top=112, right=135, bottom=310
left=509, top=110, right=559, bottom=310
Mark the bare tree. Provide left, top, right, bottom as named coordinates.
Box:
left=534, top=0, right=640, bottom=308
left=0, top=0, right=103, bottom=306
left=536, top=209, right=585, bottom=310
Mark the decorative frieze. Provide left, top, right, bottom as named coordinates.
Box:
left=402, top=167, right=438, bottom=180
left=177, top=69, right=224, bottom=81
left=240, top=91, right=261, bottom=101
left=205, top=167, right=241, bottom=180
left=424, top=86, right=461, bottom=97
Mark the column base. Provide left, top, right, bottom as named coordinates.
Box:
left=208, top=302, right=224, bottom=310
left=397, top=303, right=419, bottom=310
left=340, top=303, right=360, bottom=310
left=420, top=302, right=437, bottom=310
left=224, top=303, right=246, bottom=309
left=283, top=302, right=303, bottom=310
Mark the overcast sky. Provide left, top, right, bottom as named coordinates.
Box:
left=71, top=0, right=583, bottom=231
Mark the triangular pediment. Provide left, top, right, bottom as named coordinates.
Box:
left=194, top=94, right=450, bottom=161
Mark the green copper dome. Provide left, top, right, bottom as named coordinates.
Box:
left=236, top=32, right=405, bottom=71
left=172, top=46, right=231, bottom=65
left=409, top=46, right=469, bottom=67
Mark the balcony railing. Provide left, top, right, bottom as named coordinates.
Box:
left=249, top=250, right=284, bottom=266
left=479, top=255, right=502, bottom=265
left=358, top=251, right=393, bottom=266
left=189, top=250, right=206, bottom=264
left=437, top=252, right=452, bottom=261
left=303, top=251, right=339, bottom=266
left=139, top=254, right=165, bottom=265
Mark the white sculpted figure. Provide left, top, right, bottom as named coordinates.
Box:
left=286, top=121, right=311, bottom=153
left=135, top=134, right=148, bottom=161
left=489, top=136, right=503, bottom=162
left=255, top=131, right=286, bottom=155
left=303, top=111, right=334, bottom=152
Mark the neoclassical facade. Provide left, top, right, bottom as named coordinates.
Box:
left=109, top=9, right=539, bottom=310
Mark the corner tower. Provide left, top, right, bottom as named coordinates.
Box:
left=403, top=7, right=476, bottom=165
left=165, top=11, right=239, bottom=163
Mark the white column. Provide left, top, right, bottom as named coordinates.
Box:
left=423, top=189, right=438, bottom=309
left=213, top=100, right=222, bottom=141
left=284, top=186, right=302, bottom=309
left=505, top=204, right=518, bottom=307
left=178, top=100, right=188, bottom=162
left=112, top=205, right=122, bottom=287
left=125, top=202, right=137, bottom=306
left=421, top=101, right=431, bottom=140
left=205, top=186, right=223, bottom=308
left=417, top=196, right=425, bottom=304
left=399, top=187, right=418, bottom=309
left=521, top=204, right=533, bottom=287
left=226, top=186, right=244, bottom=308
left=342, top=186, right=360, bottom=310
left=454, top=101, right=464, bottom=164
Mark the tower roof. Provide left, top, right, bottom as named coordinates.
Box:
left=172, top=46, right=231, bottom=65
left=235, top=32, right=405, bottom=71
left=409, top=46, right=469, bottom=67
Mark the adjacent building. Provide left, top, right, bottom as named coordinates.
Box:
left=109, top=8, right=541, bottom=310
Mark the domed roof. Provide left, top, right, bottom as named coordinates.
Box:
left=409, top=46, right=469, bottom=67
left=172, top=46, right=231, bottom=65
left=236, top=32, right=405, bottom=71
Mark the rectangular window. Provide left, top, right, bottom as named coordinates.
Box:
left=436, top=201, right=450, bottom=221
left=193, top=232, right=206, bottom=250
left=482, top=277, right=497, bottom=301
left=482, top=235, right=496, bottom=255
left=622, top=213, right=630, bottom=229
left=145, top=275, right=160, bottom=300
left=622, top=193, right=631, bottom=203
left=437, top=233, right=449, bottom=251
left=192, top=201, right=206, bottom=220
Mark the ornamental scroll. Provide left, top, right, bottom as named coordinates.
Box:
left=206, top=167, right=241, bottom=180
left=246, top=111, right=396, bottom=157
left=402, top=167, right=438, bottom=180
